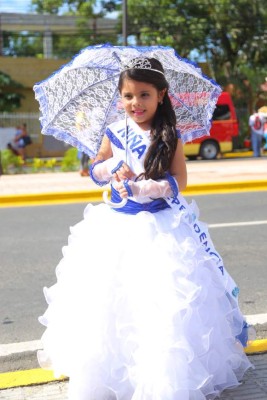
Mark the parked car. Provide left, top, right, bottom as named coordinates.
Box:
left=184, top=92, right=239, bottom=160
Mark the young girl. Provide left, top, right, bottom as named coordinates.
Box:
left=38, top=57, right=253, bottom=400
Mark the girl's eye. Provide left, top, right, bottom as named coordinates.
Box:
left=141, top=93, right=149, bottom=98
left=123, top=94, right=132, bottom=99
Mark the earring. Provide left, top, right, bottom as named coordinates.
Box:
left=159, top=100, right=163, bottom=105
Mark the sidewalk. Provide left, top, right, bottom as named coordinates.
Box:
left=1, top=157, right=267, bottom=206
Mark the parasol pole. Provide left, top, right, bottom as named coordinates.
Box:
left=102, top=100, right=128, bottom=209
left=102, top=114, right=128, bottom=208
left=122, top=0, right=128, bottom=46
left=125, top=113, right=128, bottom=164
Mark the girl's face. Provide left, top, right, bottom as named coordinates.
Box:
left=120, top=79, right=166, bottom=131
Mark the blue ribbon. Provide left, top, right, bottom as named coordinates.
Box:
left=111, top=186, right=170, bottom=215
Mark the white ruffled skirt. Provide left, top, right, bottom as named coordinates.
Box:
left=38, top=197, right=252, bottom=400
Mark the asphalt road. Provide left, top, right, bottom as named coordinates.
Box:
left=0, top=192, right=266, bottom=349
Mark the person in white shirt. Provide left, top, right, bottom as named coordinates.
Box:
left=249, top=106, right=267, bottom=157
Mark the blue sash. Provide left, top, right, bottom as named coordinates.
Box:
left=111, top=186, right=170, bottom=215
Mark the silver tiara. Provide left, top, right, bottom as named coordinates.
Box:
left=121, top=57, right=165, bottom=75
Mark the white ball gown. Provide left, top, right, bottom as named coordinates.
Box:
left=38, top=119, right=253, bottom=400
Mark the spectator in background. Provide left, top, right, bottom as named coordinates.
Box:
left=7, top=123, right=32, bottom=160
left=249, top=107, right=267, bottom=157
left=78, top=151, right=90, bottom=177
left=260, top=107, right=267, bottom=151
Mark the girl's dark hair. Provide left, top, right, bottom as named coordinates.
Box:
left=118, top=58, right=177, bottom=180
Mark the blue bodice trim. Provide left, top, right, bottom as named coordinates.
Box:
left=111, top=186, right=170, bottom=215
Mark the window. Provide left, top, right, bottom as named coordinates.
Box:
left=212, top=105, right=231, bottom=120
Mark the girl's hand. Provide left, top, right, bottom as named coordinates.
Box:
left=115, top=177, right=179, bottom=200
left=115, top=181, right=129, bottom=198
left=112, top=162, right=135, bottom=182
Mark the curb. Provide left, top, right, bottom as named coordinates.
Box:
left=0, top=340, right=267, bottom=390
left=245, top=339, right=267, bottom=354
left=1, top=180, right=267, bottom=207
left=0, top=368, right=66, bottom=390
left=0, top=190, right=100, bottom=207
left=183, top=180, right=267, bottom=195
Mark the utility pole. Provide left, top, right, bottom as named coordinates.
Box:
left=122, top=0, right=127, bottom=45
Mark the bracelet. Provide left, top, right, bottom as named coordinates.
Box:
left=89, top=160, right=110, bottom=187
left=123, top=179, right=133, bottom=197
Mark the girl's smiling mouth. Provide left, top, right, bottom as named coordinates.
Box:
left=133, top=110, right=145, bottom=116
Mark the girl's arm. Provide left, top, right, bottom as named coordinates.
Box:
left=94, top=134, right=113, bottom=162
left=169, top=139, right=187, bottom=192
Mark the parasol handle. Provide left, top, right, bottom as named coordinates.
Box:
left=103, top=190, right=127, bottom=208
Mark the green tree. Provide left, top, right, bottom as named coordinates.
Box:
left=30, top=0, right=266, bottom=111
left=31, top=0, right=118, bottom=57
left=30, top=0, right=267, bottom=78
left=0, top=72, right=24, bottom=112
left=123, top=0, right=267, bottom=78
left=114, top=0, right=266, bottom=118
left=31, top=0, right=94, bottom=14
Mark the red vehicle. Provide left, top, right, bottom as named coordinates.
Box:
left=184, top=92, right=239, bottom=160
